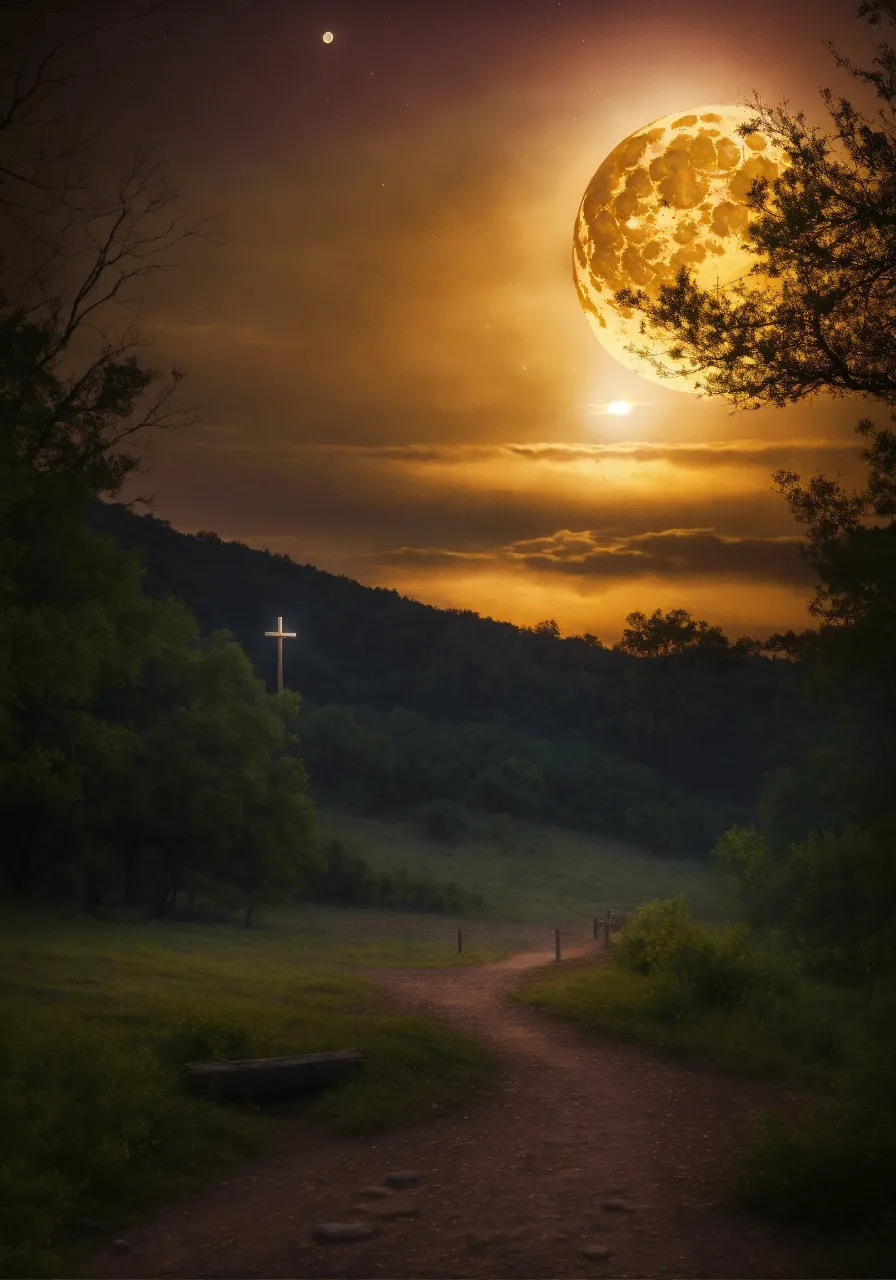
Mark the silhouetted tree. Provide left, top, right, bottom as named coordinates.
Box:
left=0, top=2, right=215, bottom=497
left=617, top=2, right=896, bottom=407
left=614, top=608, right=728, bottom=657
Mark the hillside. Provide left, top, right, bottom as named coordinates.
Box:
left=87, top=501, right=808, bottom=852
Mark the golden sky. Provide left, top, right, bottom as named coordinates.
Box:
left=104, top=0, right=876, bottom=641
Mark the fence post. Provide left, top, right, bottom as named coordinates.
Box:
left=457, top=928, right=463, bottom=955
left=604, top=916, right=610, bottom=949
left=554, top=928, right=561, bottom=962
left=593, top=915, right=598, bottom=940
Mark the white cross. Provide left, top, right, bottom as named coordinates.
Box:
left=264, top=616, right=297, bottom=692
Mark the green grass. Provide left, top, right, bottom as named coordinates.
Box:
left=317, top=807, right=733, bottom=925
left=0, top=815, right=730, bottom=1278
left=514, top=901, right=896, bottom=1273
left=0, top=907, right=500, bottom=1278
left=513, top=954, right=859, bottom=1085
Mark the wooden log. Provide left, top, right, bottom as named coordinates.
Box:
left=183, top=1049, right=363, bottom=1103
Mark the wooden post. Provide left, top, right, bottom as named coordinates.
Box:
left=457, top=928, right=463, bottom=954
left=554, top=928, right=561, bottom=961
left=593, top=915, right=598, bottom=940
left=604, top=917, right=610, bottom=949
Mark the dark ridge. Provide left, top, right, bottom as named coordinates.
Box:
left=86, top=500, right=803, bottom=808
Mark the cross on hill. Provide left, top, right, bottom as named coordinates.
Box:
left=264, top=616, right=297, bottom=692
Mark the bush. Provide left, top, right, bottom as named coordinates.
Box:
left=737, top=1093, right=896, bottom=1229
left=736, top=983, right=896, bottom=1231
left=0, top=1002, right=263, bottom=1279
left=613, top=894, right=697, bottom=974
left=714, top=820, right=896, bottom=981
left=615, top=894, right=761, bottom=1011
left=305, top=837, right=483, bottom=913
left=305, top=838, right=373, bottom=906
left=416, top=798, right=468, bottom=843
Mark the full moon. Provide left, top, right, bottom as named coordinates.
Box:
left=573, top=105, right=787, bottom=392
left=322, top=30, right=334, bottom=43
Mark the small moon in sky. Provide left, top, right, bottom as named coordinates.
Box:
left=322, top=31, right=334, bottom=43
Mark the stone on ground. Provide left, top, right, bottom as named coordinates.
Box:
left=383, top=1169, right=423, bottom=1188
left=601, top=1198, right=635, bottom=1212
left=353, top=1185, right=393, bottom=1199
left=358, top=1201, right=421, bottom=1219
left=581, top=1242, right=611, bottom=1260
left=312, top=1222, right=381, bottom=1243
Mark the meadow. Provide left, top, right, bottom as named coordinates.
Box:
left=316, top=807, right=733, bottom=925
left=0, top=905, right=503, bottom=1278
left=0, top=813, right=731, bottom=1276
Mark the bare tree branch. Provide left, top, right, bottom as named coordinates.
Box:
left=0, top=2, right=218, bottom=497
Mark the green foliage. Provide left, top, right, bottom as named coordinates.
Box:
left=0, top=1000, right=265, bottom=1279
left=468, top=754, right=545, bottom=817
left=298, top=701, right=750, bottom=858
left=416, top=797, right=469, bottom=842
left=736, top=989, right=896, bottom=1233
left=613, top=894, right=764, bottom=1012
left=713, top=825, right=786, bottom=925
left=0, top=911, right=500, bottom=1277
left=317, top=807, right=733, bottom=925
left=515, top=947, right=848, bottom=1084
left=305, top=837, right=484, bottom=914
left=736, top=1098, right=896, bottom=1230
left=714, top=820, right=896, bottom=980
left=0, top=455, right=318, bottom=918
left=756, top=733, right=892, bottom=856
left=91, top=500, right=809, bottom=831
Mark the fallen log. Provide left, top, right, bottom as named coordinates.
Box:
left=183, top=1049, right=363, bottom=1103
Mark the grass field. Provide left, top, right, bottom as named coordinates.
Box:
left=317, top=807, right=734, bottom=925
left=0, top=907, right=501, bottom=1278
left=513, top=953, right=859, bottom=1086
left=0, top=812, right=730, bottom=1275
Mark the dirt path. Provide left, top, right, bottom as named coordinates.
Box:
left=91, top=944, right=825, bottom=1280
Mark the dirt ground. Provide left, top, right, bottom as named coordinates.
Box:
left=90, top=943, right=826, bottom=1280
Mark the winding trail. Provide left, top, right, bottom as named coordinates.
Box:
left=91, top=943, right=825, bottom=1280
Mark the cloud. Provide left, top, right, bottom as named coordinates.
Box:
left=177, top=432, right=859, bottom=475
left=500, top=439, right=859, bottom=471
left=373, top=525, right=814, bottom=586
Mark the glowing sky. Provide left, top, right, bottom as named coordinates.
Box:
left=89, top=0, right=873, bottom=640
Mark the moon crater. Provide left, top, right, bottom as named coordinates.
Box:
left=573, top=105, right=788, bottom=392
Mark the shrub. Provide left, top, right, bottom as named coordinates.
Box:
left=615, top=894, right=760, bottom=1010
left=0, top=1002, right=263, bottom=1279
left=614, top=894, right=697, bottom=974
left=304, top=837, right=483, bottom=913
left=737, top=984, right=896, bottom=1230
left=417, top=798, right=468, bottom=843
left=737, top=1094, right=896, bottom=1228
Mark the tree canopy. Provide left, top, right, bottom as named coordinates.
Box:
left=0, top=6, right=317, bottom=921
left=616, top=0, right=896, bottom=408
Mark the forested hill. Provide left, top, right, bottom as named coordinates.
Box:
left=88, top=501, right=808, bottom=851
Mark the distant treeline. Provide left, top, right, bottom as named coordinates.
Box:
left=298, top=703, right=749, bottom=856
left=87, top=503, right=816, bottom=851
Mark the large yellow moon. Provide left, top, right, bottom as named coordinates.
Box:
left=573, top=105, right=787, bottom=392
